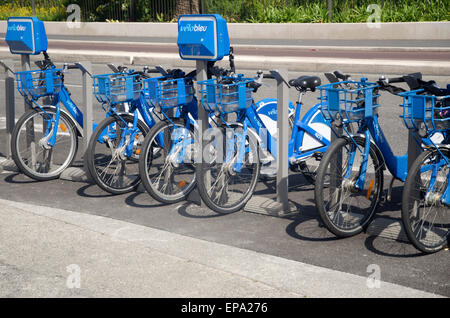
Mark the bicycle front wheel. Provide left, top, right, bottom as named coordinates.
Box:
left=139, top=118, right=197, bottom=204
left=11, top=107, right=78, bottom=181
left=314, top=136, right=383, bottom=237
left=86, top=114, right=147, bottom=194
left=196, top=124, right=260, bottom=214
left=402, top=148, right=450, bottom=253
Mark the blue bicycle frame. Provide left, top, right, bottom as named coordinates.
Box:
left=340, top=105, right=435, bottom=191
left=34, top=84, right=84, bottom=148
left=97, top=93, right=160, bottom=156
left=227, top=97, right=331, bottom=173
left=153, top=97, right=199, bottom=164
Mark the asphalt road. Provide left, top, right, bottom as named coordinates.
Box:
left=1, top=38, right=449, bottom=61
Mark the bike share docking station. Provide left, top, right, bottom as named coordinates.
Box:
left=177, top=14, right=296, bottom=215
left=1, top=16, right=95, bottom=181
left=0, top=15, right=425, bottom=238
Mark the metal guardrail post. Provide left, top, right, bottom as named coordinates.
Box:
left=20, top=54, right=38, bottom=167
left=20, top=55, right=31, bottom=109
left=76, top=61, right=93, bottom=155
left=329, top=120, right=342, bottom=207
left=270, top=68, right=290, bottom=212
left=0, top=60, right=15, bottom=158
left=407, top=131, right=422, bottom=170
left=196, top=60, right=209, bottom=206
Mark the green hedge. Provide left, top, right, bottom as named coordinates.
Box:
left=206, top=0, right=449, bottom=23
left=0, top=0, right=448, bottom=22
left=0, top=3, right=66, bottom=21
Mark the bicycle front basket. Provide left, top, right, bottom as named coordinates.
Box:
left=143, top=76, right=194, bottom=109
left=318, top=79, right=380, bottom=123
left=15, top=68, right=62, bottom=99
left=93, top=73, right=142, bottom=105
left=198, top=76, right=254, bottom=114
left=400, top=89, right=450, bottom=132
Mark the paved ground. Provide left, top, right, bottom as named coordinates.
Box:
left=0, top=170, right=448, bottom=297
left=0, top=43, right=449, bottom=297
left=0, top=197, right=443, bottom=298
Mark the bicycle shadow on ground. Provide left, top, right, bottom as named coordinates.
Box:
left=3, top=172, right=40, bottom=184
left=364, top=235, right=425, bottom=258
left=374, top=184, right=403, bottom=216
left=177, top=201, right=239, bottom=219
left=124, top=191, right=166, bottom=209
left=76, top=183, right=117, bottom=199
left=285, top=209, right=340, bottom=242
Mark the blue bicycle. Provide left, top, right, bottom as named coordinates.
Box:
left=12, top=52, right=85, bottom=180
left=313, top=73, right=435, bottom=237
left=87, top=66, right=192, bottom=194
left=194, top=70, right=341, bottom=213
left=400, top=82, right=450, bottom=253
left=137, top=71, right=200, bottom=203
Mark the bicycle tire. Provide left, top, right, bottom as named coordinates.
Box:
left=402, top=147, right=450, bottom=253
left=139, top=118, right=197, bottom=204
left=86, top=114, right=148, bottom=194
left=196, top=123, right=260, bottom=214
left=314, top=136, right=384, bottom=237
left=11, top=107, right=78, bottom=181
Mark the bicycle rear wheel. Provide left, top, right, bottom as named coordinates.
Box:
left=314, top=136, right=383, bottom=237
left=139, top=118, right=197, bottom=203
left=86, top=114, right=147, bottom=194
left=11, top=107, right=78, bottom=181
left=196, top=124, right=260, bottom=214
left=402, top=148, right=450, bottom=253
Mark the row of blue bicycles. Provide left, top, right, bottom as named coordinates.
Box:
left=11, top=50, right=449, bottom=254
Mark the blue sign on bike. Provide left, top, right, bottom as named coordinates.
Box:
left=177, top=14, right=230, bottom=61
left=5, top=17, right=48, bottom=55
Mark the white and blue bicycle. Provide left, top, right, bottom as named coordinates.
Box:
left=193, top=70, right=347, bottom=213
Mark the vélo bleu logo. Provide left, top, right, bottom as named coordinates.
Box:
left=7, top=24, right=26, bottom=32
left=179, top=23, right=208, bottom=32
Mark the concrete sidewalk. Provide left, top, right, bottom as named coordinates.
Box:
left=0, top=198, right=444, bottom=298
